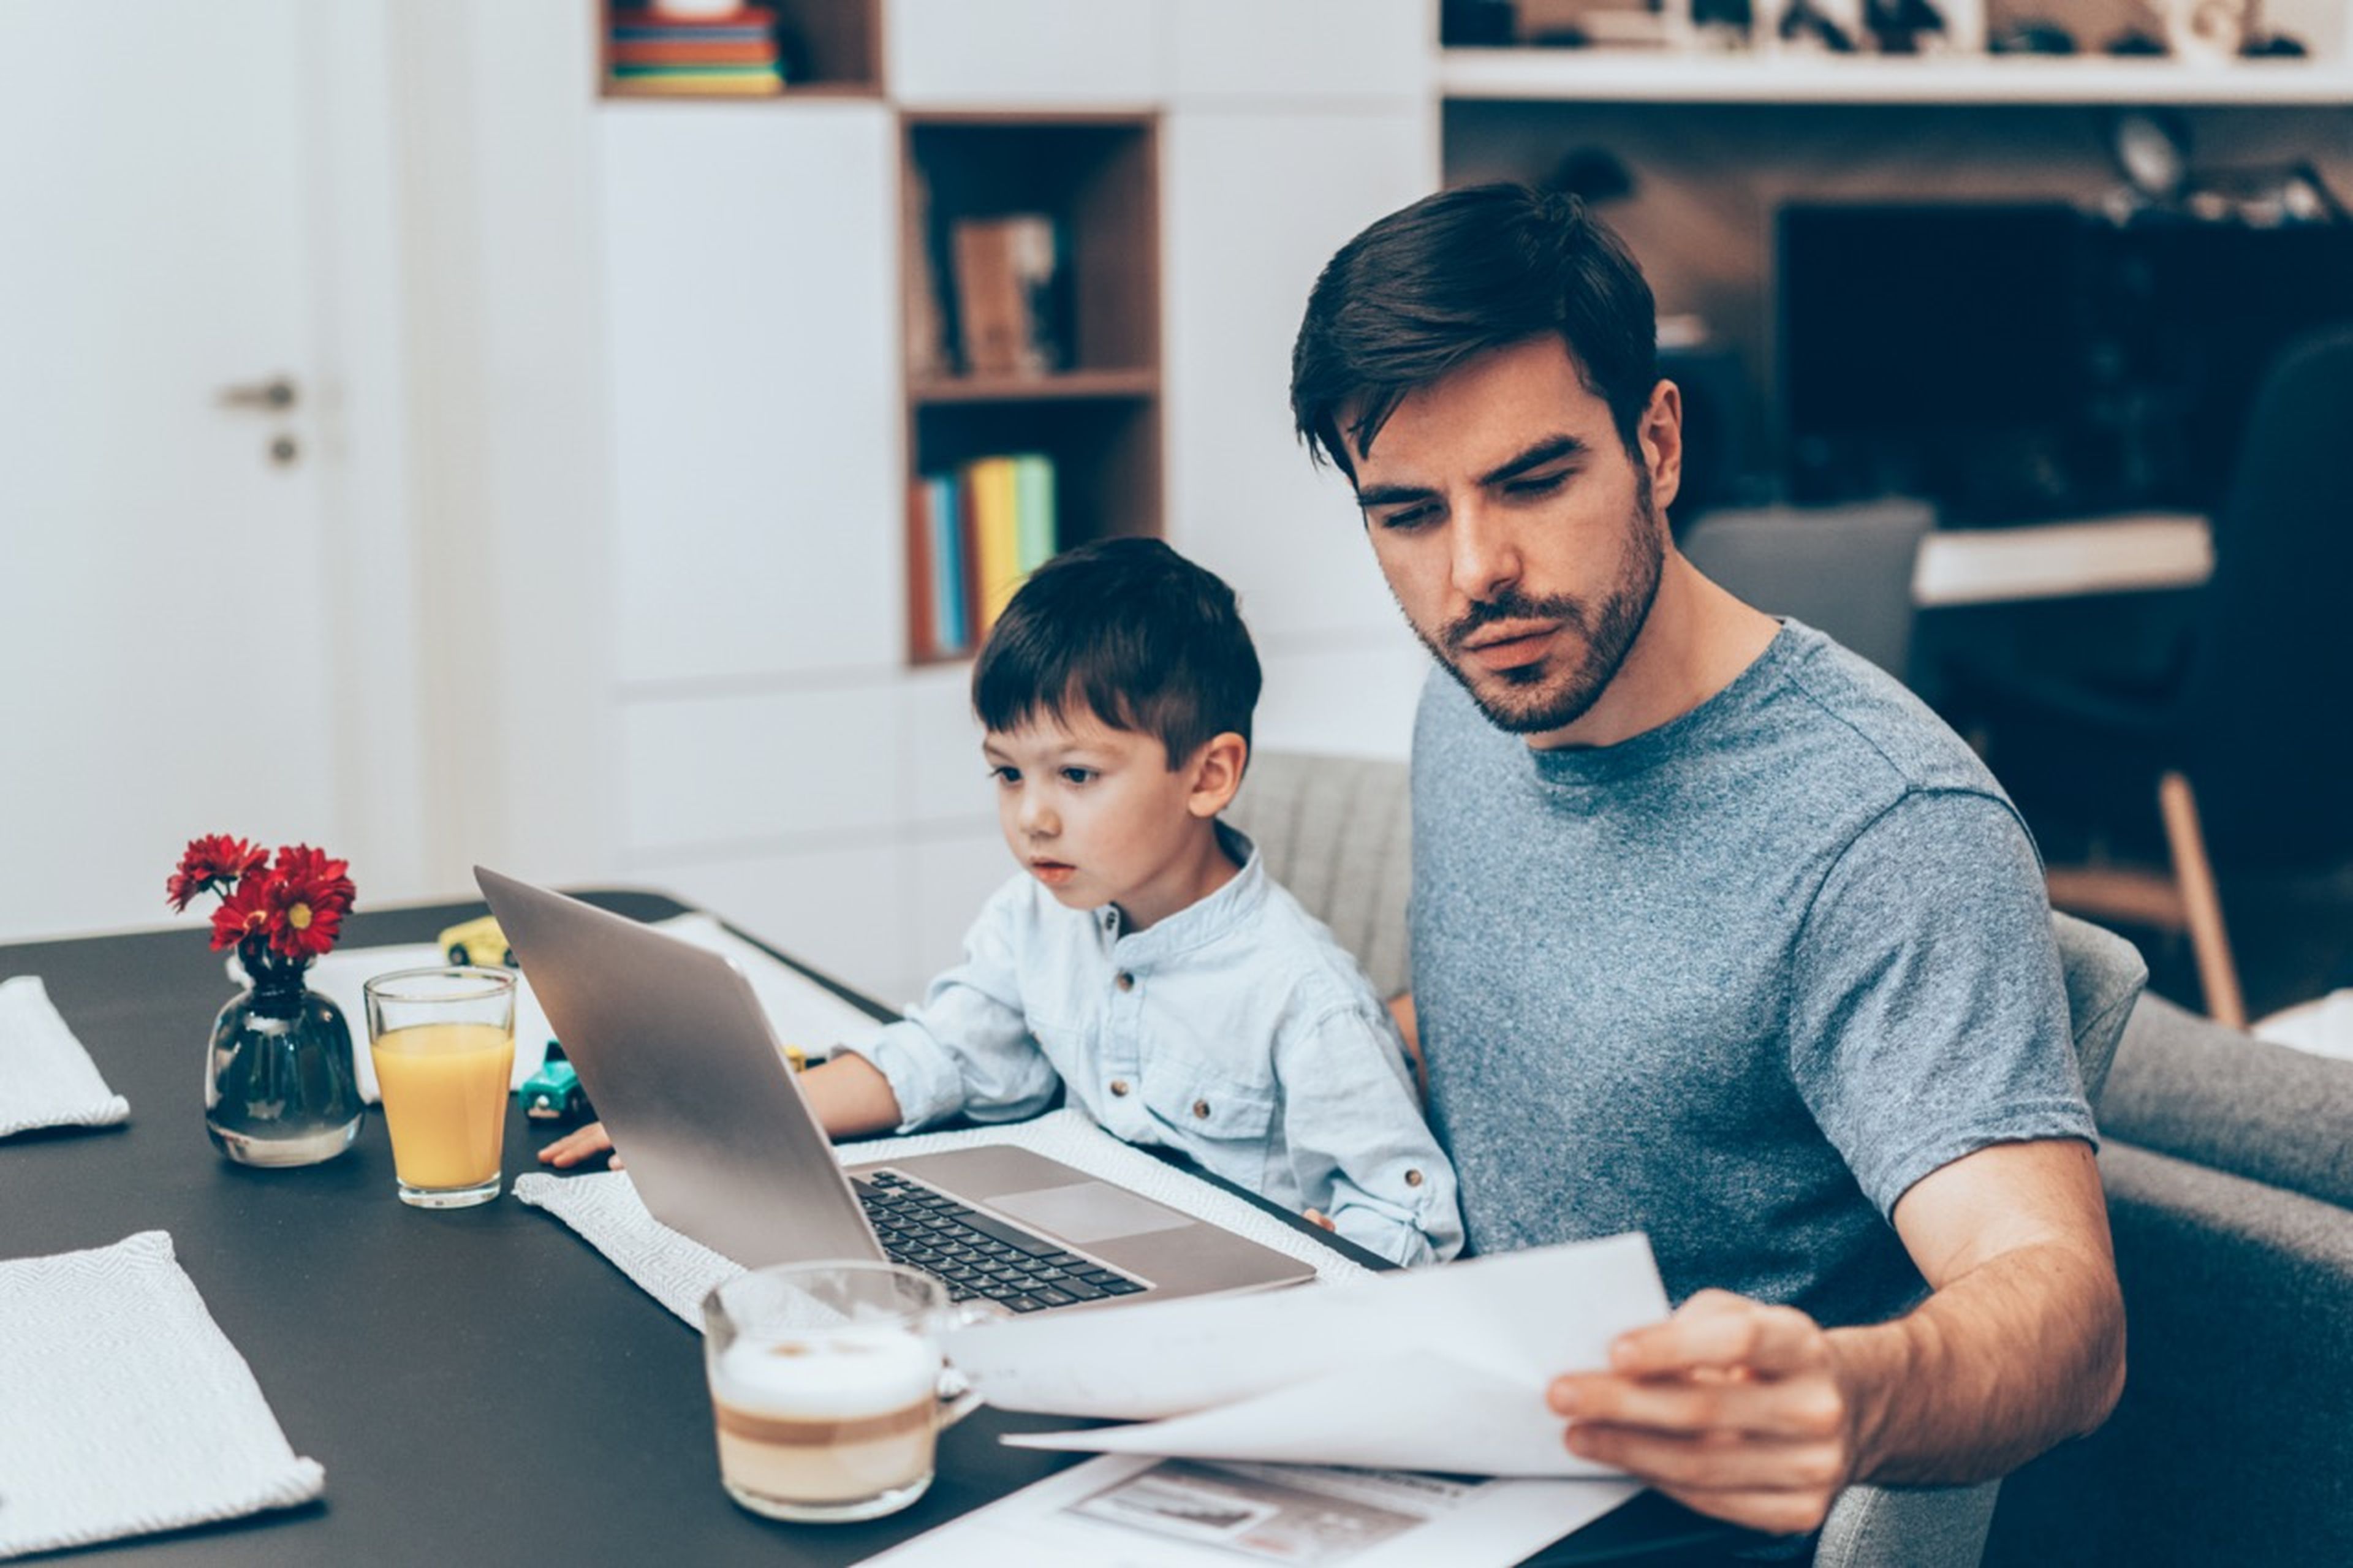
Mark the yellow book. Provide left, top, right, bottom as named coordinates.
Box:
left=604, top=75, right=785, bottom=97
left=965, top=458, right=1023, bottom=634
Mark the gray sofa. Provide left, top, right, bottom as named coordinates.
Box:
left=1984, top=991, right=2353, bottom=1565
left=1229, top=751, right=2353, bottom=1566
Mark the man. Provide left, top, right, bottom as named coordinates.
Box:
left=1288, top=184, right=2125, bottom=1540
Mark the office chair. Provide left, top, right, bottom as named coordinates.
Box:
left=1956, top=324, right=2353, bottom=1028
left=1676, top=498, right=1936, bottom=682
left=1232, top=750, right=2148, bottom=1568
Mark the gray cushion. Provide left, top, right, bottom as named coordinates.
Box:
left=1222, top=751, right=1413, bottom=998
left=2096, top=991, right=2353, bottom=1210
left=2052, top=912, right=2145, bottom=1104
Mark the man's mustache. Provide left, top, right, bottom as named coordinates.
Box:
left=1441, top=591, right=1592, bottom=655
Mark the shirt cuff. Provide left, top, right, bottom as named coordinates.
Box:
left=837, top=1019, right=967, bottom=1132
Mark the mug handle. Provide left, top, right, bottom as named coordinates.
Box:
left=937, top=1300, right=1002, bottom=1426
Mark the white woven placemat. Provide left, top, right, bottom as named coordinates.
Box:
left=0, top=1230, right=325, bottom=1559
left=512, top=1108, right=1371, bottom=1329
left=0, top=976, right=129, bottom=1139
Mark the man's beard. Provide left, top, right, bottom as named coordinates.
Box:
left=1408, top=479, right=1667, bottom=738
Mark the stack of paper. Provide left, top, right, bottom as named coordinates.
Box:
left=948, top=1232, right=1670, bottom=1477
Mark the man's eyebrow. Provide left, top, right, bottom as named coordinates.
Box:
left=1353, top=434, right=1590, bottom=510
left=1353, top=479, right=1437, bottom=510
left=1478, top=434, right=1587, bottom=487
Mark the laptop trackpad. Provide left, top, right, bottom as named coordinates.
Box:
left=990, top=1183, right=1194, bottom=1244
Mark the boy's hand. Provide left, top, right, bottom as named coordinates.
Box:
left=540, top=1120, right=623, bottom=1170
left=1304, top=1208, right=1337, bottom=1232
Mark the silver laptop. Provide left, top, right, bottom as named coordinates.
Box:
left=477, top=868, right=1316, bottom=1314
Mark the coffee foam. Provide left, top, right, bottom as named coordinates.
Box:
left=714, top=1325, right=939, bottom=1420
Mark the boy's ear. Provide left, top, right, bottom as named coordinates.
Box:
left=1184, top=732, right=1248, bottom=819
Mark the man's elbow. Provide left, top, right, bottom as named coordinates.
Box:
left=2074, top=1273, right=2128, bottom=1438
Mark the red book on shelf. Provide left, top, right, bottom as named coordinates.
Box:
left=906, top=475, right=936, bottom=662
left=610, top=39, right=779, bottom=64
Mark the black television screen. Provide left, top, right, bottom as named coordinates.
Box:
left=1776, top=202, right=2092, bottom=519
left=1776, top=202, right=2353, bottom=523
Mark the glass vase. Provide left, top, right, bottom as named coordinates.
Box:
left=205, top=958, right=365, bottom=1166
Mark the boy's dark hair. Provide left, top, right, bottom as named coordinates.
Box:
left=972, top=537, right=1261, bottom=768
left=1290, top=183, right=1658, bottom=479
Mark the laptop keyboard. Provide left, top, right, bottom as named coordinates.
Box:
left=854, top=1168, right=1148, bottom=1313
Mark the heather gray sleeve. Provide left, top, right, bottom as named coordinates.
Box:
left=1786, top=789, right=2096, bottom=1220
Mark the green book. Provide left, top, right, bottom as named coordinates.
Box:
left=1012, top=453, right=1056, bottom=576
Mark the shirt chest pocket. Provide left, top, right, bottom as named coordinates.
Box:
left=1140, top=1061, right=1278, bottom=1176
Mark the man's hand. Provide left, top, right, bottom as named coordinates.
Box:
left=539, top=1119, right=622, bottom=1170
left=1547, top=1290, right=1854, bottom=1537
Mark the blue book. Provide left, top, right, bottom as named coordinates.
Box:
left=928, top=474, right=968, bottom=654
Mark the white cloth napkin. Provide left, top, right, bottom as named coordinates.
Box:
left=512, top=1108, right=1373, bottom=1329
left=0, top=1230, right=325, bottom=1559
left=282, top=912, right=886, bottom=1104
left=0, top=976, right=129, bottom=1138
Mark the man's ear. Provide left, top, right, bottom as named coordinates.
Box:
left=1639, top=379, right=1684, bottom=515
left=1186, top=733, right=1249, bottom=819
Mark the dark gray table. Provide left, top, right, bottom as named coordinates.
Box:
left=1, top=891, right=1742, bottom=1565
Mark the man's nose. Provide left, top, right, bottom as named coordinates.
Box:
left=1450, top=496, right=1523, bottom=606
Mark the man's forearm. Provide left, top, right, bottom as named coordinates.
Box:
left=1833, top=1238, right=2126, bottom=1486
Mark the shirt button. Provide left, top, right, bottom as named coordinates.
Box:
left=1109, top=1079, right=1131, bottom=1097
left=1404, top=1168, right=1425, bottom=1187
left=1192, top=1099, right=1211, bottom=1119
left=1115, top=971, right=1134, bottom=991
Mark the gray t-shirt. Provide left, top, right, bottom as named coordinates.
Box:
left=1412, top=619, right=2096, bottom=1328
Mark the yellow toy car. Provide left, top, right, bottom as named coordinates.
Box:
left=438, top=915, right=516, bottom=969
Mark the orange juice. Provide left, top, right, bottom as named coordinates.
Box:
left=371, top=1022, right=515, bottom=1190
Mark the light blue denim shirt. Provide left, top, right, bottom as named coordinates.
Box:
left=841, top=826, right=1463, bottom=1267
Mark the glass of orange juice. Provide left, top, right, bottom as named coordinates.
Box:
left=363, top=967, right=517, bottom=1209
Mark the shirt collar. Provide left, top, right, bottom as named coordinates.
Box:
left=1102, top=820, right=1266, bottom=962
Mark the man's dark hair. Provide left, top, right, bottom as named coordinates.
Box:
left=1290, top=183, right=1659, bottom=479
left=972, top=536, right=1260, bottom=768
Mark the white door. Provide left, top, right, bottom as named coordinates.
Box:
left=0, top=1, right=345, bottom=941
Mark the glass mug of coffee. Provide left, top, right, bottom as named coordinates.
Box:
left=702, top=1260, right=986, bottom=1523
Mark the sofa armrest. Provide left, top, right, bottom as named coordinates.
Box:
left=1986, top=1139, right=2353, bottom=1565
left=2095, top=993, right=2353, bottom=1210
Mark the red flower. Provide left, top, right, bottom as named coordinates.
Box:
left=210, top=872, right=278, bottom=952
left=167, top=834, right=267, bottom=912
left=263, top=844, right=355, bottom=960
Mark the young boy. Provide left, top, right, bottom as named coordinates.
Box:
left=547, top=537, right=1461, bottom=1267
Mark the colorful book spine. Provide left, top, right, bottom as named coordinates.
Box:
left=1011, top=453, right=1056, bottom=577
left=928, top=474, right=968, bottom=655
left=964, top=456, right=1023, bottom=636
left=607, top=6, right=784, bottom=94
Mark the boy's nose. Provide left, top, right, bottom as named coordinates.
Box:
left=1019, top=797, right=1058, bottom=836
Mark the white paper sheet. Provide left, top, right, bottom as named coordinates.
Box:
left=946, top=1233, right=1669, bottom=1478
left=860, top=1453, right=1640, bottom=1568
left=271, top=911, right=888, bottom=1103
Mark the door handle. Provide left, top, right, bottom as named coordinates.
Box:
left=216, top=376, right=298, bottom=412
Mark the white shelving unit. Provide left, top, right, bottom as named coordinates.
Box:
left=594, top=0, right=1436, bottom=1006
left=1441, top=47, right=2353, bottom=105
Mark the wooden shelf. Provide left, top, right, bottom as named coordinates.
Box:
left=911, top=369, right=1159, bottom=405
left=1439, top=47, right=2353, bottom=106
left=901, top=112, right=1164, bottom=665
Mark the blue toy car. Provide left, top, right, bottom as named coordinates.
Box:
left=517, top=1043, right=590, bottom=1122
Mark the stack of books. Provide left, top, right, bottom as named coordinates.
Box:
left=908, top=454, right=1058, bottom=660
left=607, top=6, right=786, bottom=97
